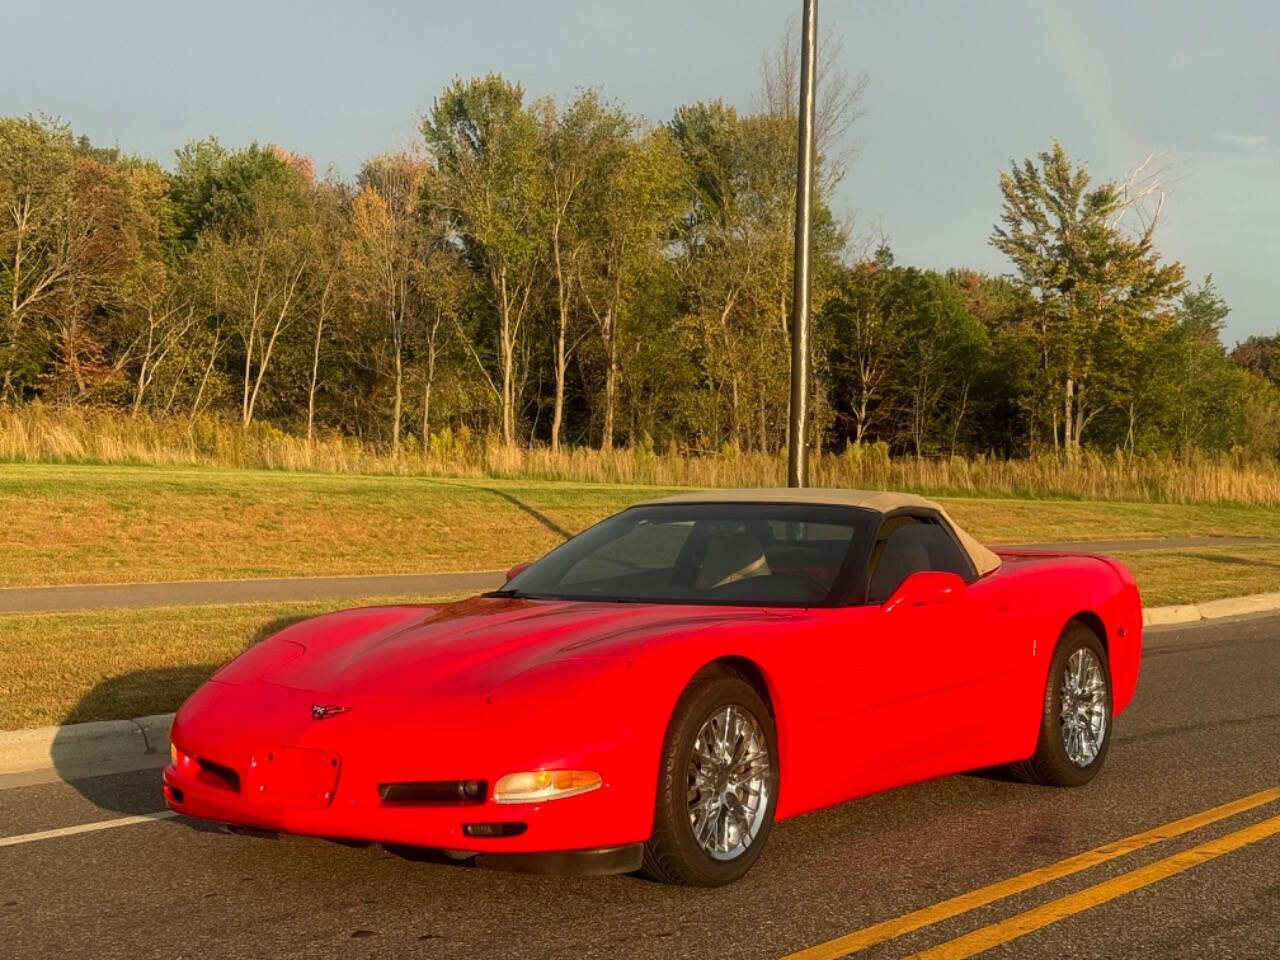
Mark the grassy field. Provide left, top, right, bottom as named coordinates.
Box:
left=1119, top=544, right=1280, bottom=606
left=0, top=594, right=460, bottom=730
left=7, top=462, right=1280, bottom=586
left=1, top=463, right=671, bottom=585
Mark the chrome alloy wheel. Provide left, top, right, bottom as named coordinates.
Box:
left=687, top=705, right=771, bottom=861
left=1059, top=647, right=1109, bottom=767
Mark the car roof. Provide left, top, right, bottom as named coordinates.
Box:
left=634, top=487, right=1001, bottom=576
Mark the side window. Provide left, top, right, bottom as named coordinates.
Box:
left=867, top=517, right=975, bottom=603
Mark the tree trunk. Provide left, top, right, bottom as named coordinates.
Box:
left=601, top=327, right=617, bottom=450
left=1073, top=384, right=1088, bottom=453
left=758, top=393, right=768, bottom=453
left=729, top=374, right=741, bottom=451
left=594, top=243, right=625, bottom=451
left=422, top=378, right=433, bottom=444
left=550, top=221, right=568, bottom=454
left=1063, top=377, right=1075, bottom=458
left=132, top=311, right=155, bottom=418
left=392, top=337, right=403, bottom=456
left=307, top=276, right=333, bottom=447
left=422, top=312, right=439, bottom=443
left=500, top=328, right=514, bottom=446
left=497, top=268, right=516, bottom=447
left=191, top=330, right=221, bottom=421
left=551, top=319, right=567, bottom=454
left=949, top=381, right=970, bottom=459
left=854, top=387, right=868, bottom=445
left=392, top=272, right=405, bottom=455
left=241, top=327, right=255, bottom=427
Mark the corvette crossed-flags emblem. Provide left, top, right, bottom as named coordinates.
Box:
left=310, top=704, right=351, bottom=721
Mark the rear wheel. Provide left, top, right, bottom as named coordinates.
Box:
left=641, top=667, right=778, bottom=886
left=1010, top=621, right=1112, bottom=787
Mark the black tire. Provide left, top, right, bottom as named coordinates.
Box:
left=1009, top=621, right=1113, bottom=787
left=641, top=666, right=779, bottom=886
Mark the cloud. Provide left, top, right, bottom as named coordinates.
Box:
left=1214, top=133, right=1270, bottom=149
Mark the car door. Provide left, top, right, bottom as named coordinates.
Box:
left=850, top=514, right=1007, bottom=774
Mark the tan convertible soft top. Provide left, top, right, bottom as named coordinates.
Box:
left=638, top=488, right=1001, bottom=577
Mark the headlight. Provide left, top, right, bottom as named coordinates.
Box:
left=492, top=770, right=602, bottom=804
left=170, top=742, right=198, bottom=774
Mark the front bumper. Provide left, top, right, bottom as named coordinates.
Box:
left=163, top=763, right=641, bottom=874
left=162, top=760, right=642, bottom=857
left=163, top=679, right=656, bottom=861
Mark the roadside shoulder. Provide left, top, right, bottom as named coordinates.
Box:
left=1142, top=591, right=1280, bottom=627
left=0, top=713, right=174, bottom=776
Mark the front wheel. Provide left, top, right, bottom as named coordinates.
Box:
left=641, top=667, right=778, bottom=885
left=1010, top=621, right=1113, bottom=787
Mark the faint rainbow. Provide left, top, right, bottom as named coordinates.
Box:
left=1037, top=1, right=1147, bottom=168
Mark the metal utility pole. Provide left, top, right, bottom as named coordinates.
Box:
left=787, top=0, right=818, bottom=487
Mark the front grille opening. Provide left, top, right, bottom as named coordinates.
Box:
left=378, top=780, right=487, bottom=806
left=196, top=757, right=241, bottom=794
left=463, top=822, right=527, bottom=838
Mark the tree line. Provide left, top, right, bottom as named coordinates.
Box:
left=4, top=64, right=1279, bottom=462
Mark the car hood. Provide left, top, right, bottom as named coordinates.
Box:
left=254, top=595, right=766, bottom=700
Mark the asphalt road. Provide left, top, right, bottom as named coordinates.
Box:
left=3, top=536, right=1278, bottom=614
left=2, top=614, right=1278, bottom=959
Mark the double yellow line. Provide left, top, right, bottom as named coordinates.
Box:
left=783, top=786, right=1280, bottom=960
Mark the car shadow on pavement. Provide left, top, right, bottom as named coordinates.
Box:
left=49, top=665, right=499, bottom=860
left=51, top=665, right=216, bottom=815
left=52, top=613, right=316, bottom=817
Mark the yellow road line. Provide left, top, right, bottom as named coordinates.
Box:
left=781, top=786, right=1280, bottom=960
left=907, top=811, right=1280, bottom=959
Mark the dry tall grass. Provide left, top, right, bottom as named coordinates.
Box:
left=5, top=404, right=1280, bottom=506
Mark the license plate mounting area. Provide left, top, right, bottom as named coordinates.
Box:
left=247, top=746, right=341, bottom=809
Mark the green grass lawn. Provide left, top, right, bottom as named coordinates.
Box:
left=1117, top=544, right=1280, bottom=607
left=1, top=463, right=675, bottom=586
left=0, top=594, right=460, bottom=730
left=6, top=462, right=1280, bottom=587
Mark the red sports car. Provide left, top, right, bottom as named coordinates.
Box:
left=164, top=489, right=1142, bottom=885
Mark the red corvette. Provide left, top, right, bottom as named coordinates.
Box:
left=164, top=489, right=1142, bottom=885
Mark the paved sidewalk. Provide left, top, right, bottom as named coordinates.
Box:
left=992, top=535, right=1280, bottom=553
left=0, top=571, right=505, bottom=614
left=2, top=536, right=1277, bottom=614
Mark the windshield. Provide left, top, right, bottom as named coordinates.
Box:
left=495, top=503, right=876, bottom=606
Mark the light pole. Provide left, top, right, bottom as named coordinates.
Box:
left=787, top=0, right=818, bottom=487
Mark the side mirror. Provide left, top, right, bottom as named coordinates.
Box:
left=505, top=562, right=532, bottom=583
left=883, top=571, right=965, bottom=614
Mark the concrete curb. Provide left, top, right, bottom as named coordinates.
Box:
left=0, top=713, right=173, bottom=775
left=1141, top=590, right=1280, bottom=627
left=3, top=590, right=1279, bottom=775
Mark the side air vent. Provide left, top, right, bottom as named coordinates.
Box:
left=196, top=757, right=242, bottom=794
left=378, top=780, right=487, bottom=805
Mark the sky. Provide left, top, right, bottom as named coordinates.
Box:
left=3, top=0, right=1277, bottom=342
